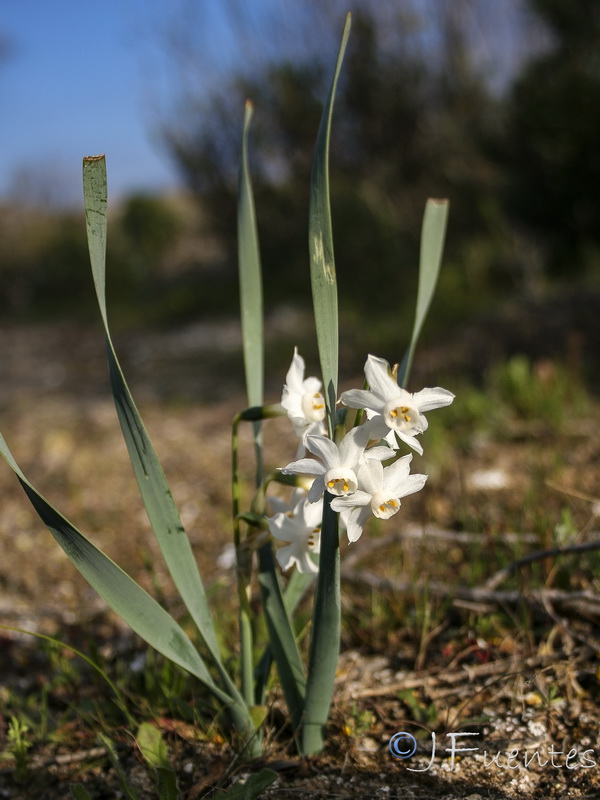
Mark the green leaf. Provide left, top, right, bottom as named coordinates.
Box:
left=0, top=432, right=257, bottom=744
left=238, top=101, right=264, bottom=413
left=256, top=545, right=306, bottom=734
left=82, top=156, right=221, bottom=663
left=156, top=768, right=179, bottom=800
left=213, top=769, right=279, bottom=800
left=137, top=723, right=179, bottom=800
left=300, top=500, right=340, bottom=755
left=82, top=156, right=256, bottom=743
left=398, top=198, right=449, bottom=387
left=309, top=12, right=351, bottom=436
left=283, top=565, right=317, bottom=616
left=236, top=103, right=265, bottom=716
left=70, top=786, right=93, bottom=800
left=136, top=722, right=170, bottom=769
left=301, top=12, right=350, bottom=756
left=0, top=434, right=226, bottom=700
left=253, top=565, right=316, bottom=705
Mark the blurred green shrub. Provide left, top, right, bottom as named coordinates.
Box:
left=0, top=193, right=210, bottom=324
left=487, top=354, right=588, bottom=428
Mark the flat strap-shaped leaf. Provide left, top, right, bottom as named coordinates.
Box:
left=238, top=102, right=264, bottom=414
left=301, top=13, right=350, bottom=756
left=398, top=198, right=449, bottom=387
left=257, top=544, right=306, bottom=733
left=82, top=155, right=222, bottom=663
left=0, top=433, right=226, bottom=700
left=309, top=14, right=350, bottom=435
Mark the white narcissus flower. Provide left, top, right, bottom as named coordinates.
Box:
left=267, top=489, right=323, bottom=574
left=281, top=348, right=327, bottom=438
left=331, top=455, right=427, bottom=542
left=280, top=425, right=391, bottom=502
left=340, top=354, right=454, bottom=455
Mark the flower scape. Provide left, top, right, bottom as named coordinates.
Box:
left=269, top=351, right=454, bottom=570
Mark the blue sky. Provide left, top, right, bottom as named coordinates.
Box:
left=1, top=1, right=536, bottom=207
left=1, top=1, right=187, bottom=204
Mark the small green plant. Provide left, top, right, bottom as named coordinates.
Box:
left=135, top=723, right=178, bottom=800
left=397, top=689, right=439, bottom=728
left=345, top=703, right=376, bottom=737
left=0, top=14, right=453, bottom=758
left=7, top=715, right=32, bottom=783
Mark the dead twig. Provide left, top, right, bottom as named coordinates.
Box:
left=351, top=650, right=565, bottom=699
left=545, top=480, right=600, bottom=506
left=31, top=745, right=108, bottom=769
left=485, top=537, right=600, bottom=591
left=341, top=567, right=600, bottom=618
left=343, top=524, right=538, bottom=570
left=539, top=592, right=600, bottom=654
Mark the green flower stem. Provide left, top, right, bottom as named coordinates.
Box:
left=231, top=414, right=255, bottom=709
left=231, top=408, right=291, bottom=722
left=238, top=598, right=255, bottom=706
left=300, top=496, right=340, bottom=755
left=232, top=414, right=242, bottom=549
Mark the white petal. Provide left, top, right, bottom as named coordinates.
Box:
left=364, top=415, right=392, bottom=441
left=340, top=388, right=385, bottom=413
left=412, top=387, right=455, bottom=412
left=395, top=429, right=424, bottom=455
left=363, top=445, right=395, bottom=462
left=302, top=376, right=322, bottom=394
left=286, top=413, right=311, bottom=437
left=298, top=497, right=324, bottom=528
left=397, top=473, right=428, bottom=498
left=357, top=459, right=384, bottom=496
left=308, top=476, right=326, bottom=502
left=338, top=506, right=350, bottom=530
left=267, top=496, right=292, bottom=515
left=346, top=506, right=372, bottom=542
left=284, top=348, right=306, bottom=395
left=280, top=457, right=326, bottom=477
left=276, top=542, right=297, bottom=571
left=296, top=551, right=319, bottom=574
left=338, top=425, right=370, bottom=468
left=331, top=490, right=372, bottom=512
left=268, top=512, right=300, bottom=543
left=382, top=454, right=413, bottom=492
left=364, top=355, right=400, bottom=400
left=305, top=434, right=340, bottom=468
left=294, top=420, right=327, bottom=457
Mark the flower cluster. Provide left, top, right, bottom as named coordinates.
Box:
left=268, top=351, right=454, bottom=571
